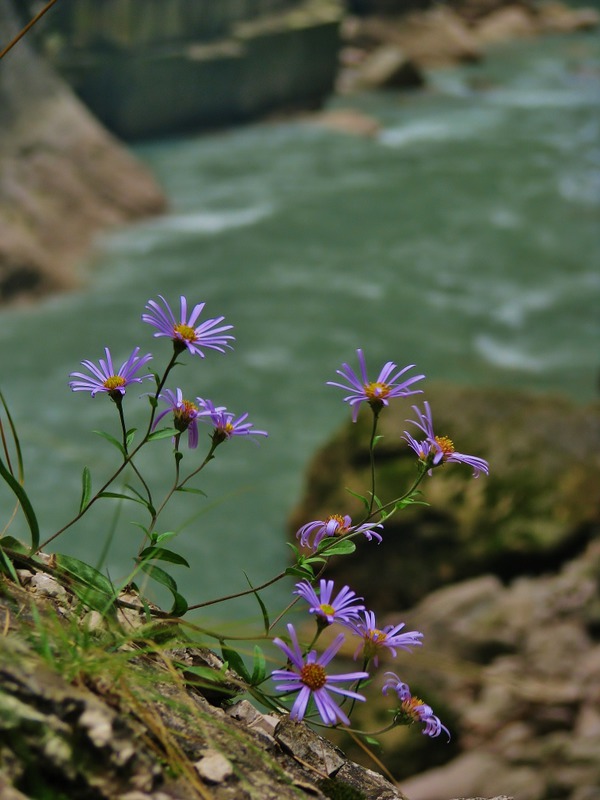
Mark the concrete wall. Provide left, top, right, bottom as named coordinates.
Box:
left=34, top=0, right=310, bottom=47
left=37, top=0, right=343, bottom=139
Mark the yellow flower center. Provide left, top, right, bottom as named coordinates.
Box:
left=103, top=376, right=126, bottom=391
left=326, top=514, right=350, bottom=536
left=362, top=628, right=387, bottom=658
left=364, top=381, right=390, bottom=400
left=174, top=400, right=198, bottom=430
left=300, top=663, right=327, bottom=691
left=223, top=422, right=235, bottom=435
left=402, top=695, right=425, bottom=722
left=173, top=323, right=197, bottom=343
left=434, top=435, right=455, bottom=456
left=318, top=603, right=335, bottom=617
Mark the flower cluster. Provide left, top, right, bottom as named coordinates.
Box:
left=69, top=295, right=267, bottom=450
left=271, top=580, right=443, bottom=733
left=64, top=302, right=487, bottom=749
left=272, top=349, right=489, bottom=733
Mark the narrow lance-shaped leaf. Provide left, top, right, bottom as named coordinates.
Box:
left=54, top=553, right=116, bottom=613
left=79, top=466, right=92, bottom=513
left=250, top=646, right=267, bottom=686
left=244, top=571, right=270, bottom=634
left=318, top=539, right=356, bottom=557
left=0, top=390, right=24, bottom=481
left=345, top=486, right=371, bottom=514
left=147, top=427, right=179, bottom=442
left=0, top=456, right=39, bottom=553
left=93, top=429, right=126, bottom=457
left=221, top=644, right=251, bottom=683
left=138, top=561, right=188, bottom=617
left=138, top=546, right=190, bottom=568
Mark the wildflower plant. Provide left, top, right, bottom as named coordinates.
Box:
left=0, top=294, right=489, bottom=768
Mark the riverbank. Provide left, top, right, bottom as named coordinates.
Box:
left=1, top=0, right=598, bottom=307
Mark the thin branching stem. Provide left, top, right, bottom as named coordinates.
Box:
left=38, top=352, right=180, bottom=552
left=366, top=407, right=380, bottom=517
left=0, top=0, right=60, bottom=59
left=186, top=570, right=288, bottom=611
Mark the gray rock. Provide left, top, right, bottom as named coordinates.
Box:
left=0, top=0, right=166, bottom=306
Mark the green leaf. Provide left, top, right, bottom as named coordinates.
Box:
left=126, top=428, right=137, bottom=448
left=54, top=553, right=115, bottom=612
left=154, top=530, right=178, bottom=545
left=131, top=521, right=150, bottom=538
left=319, top=539, right=356, bottom=557
left=395, top=492, right=428, bottom=511
left=372, top=493, right=384, bottom=510
left=181, top=664, right=230, bottom=686
left=79, top=466, right=92, bottom=513
left=345, top=487, right=371, bottom=513
left=243, top=572, right=270, bottom=634
left=221, top=644, right=251, bottom=683
left=54, top=553, right=114, bottom=596
left=138, top=562, right=188, bottom=616
left=147, top=427, right=179, bottom=442
left=124, top=484, right=155, bottom=515
left=175, top=486, right=207, bottom=496
left=250, top=646, right=267, bottom=686
left=93, top=429, right=126, bottom=456
left=0, top=456, right=39, bottom=553
left=0, top=544, right=20, bottom=582
left=284, top=564, right=315, bottom=580
left=138, top=546, right=190, bottom=568
left=0, top=390, right=24, bottom=481
left=0, top=535, right=28, bottom=555
left=98, top=490, right=148, bottom=507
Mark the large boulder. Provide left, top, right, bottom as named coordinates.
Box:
left=349, top=540, right=600, bottom=799
left=289, top=384, right=600, bottom=610
left=0, top=0, right=166, bottom=305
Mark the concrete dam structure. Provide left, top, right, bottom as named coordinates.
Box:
left=32, top=0, right=343, bottom=139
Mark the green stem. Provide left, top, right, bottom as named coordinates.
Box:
left=363, top=462, right=428, bottom=522
left=38, top=352, right=181, bottom=552
left=366, top=408, right=380, bottom=517
left=0, top=0, right=60, bottom=59
left=186, top=570, right=288, bottom=611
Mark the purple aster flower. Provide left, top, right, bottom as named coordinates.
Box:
left=403, top=401, right=489, bottom=477
left=271, top=623, right=369, bottom=726
left=383, top=672, right=450, bottom=740
left=344, top=611, right=423, bottom=667
left=142, top=295, right=234, bottom=357
left=153, top=388, right=204, bottom=449
left=296, top=513, right=383, bottom=552
left=294, top=579, right=365, bottom=626
left=327, top=349, right=425, bottom=422
left=198, top=398, right=268, bottom=444
left=69, top=347, right=153, bottom=401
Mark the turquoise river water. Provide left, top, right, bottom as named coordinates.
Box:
left=1, top=31, right=599, bottom=627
